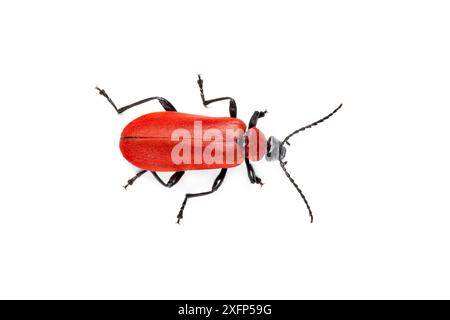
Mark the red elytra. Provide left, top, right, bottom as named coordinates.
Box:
left=120, top=112, right=267, bottom=171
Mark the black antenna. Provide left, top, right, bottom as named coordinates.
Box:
left=279, top=104, right=343, bottom=223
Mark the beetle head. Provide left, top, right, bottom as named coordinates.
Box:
left=265, top=136, right=286, bottom=161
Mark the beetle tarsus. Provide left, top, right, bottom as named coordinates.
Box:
left=254, top=175, right=264, bottom=187
left=197, top=74, right=208, bottom=108
left=95, top=86, right=106, bottom=97
left=197, top=74, right=204, bottom=89
left=122, top=170, right=147, bottom=191
left=248, top=109, right=268, bottom=129
left=177, top=212, right=183, bottom=224
left=123, top=179, right=133, bottom=190
left=95, top=86, right=121, bottom=114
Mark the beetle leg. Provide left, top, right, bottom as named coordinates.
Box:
left=176, top=168, right=227, bottom=224
left=248, top=110, right=268, bottom=129
left=244, top=109, right=267, bottom=186
left=123, top=170, right=147, bottom=190
left=196, top=75, right=237, bottom=118
left=95, top=87, right=177, bottom=113
left=151, top=171, right=185, bottom=188
left=245, top=159, right=263, bottom=186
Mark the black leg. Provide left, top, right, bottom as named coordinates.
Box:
left=123, top=170, right=147, bottom=189
left=248, top=110, right=268, bottom=128
left=197, top=75, right=237, bottom=118
left=151, top=171, right=185, bottom=188
left=124, top=170, right=184, bottom=190
left=177, top=169, right=227, bottom=224
left=245, top=159, right=263, bottom=186
left=96, top=87, right=176, bottom=114
left=245, top=110, right=267, bottom=186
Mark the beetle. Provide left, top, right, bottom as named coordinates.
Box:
left=96, top=75, right=342, bottom=223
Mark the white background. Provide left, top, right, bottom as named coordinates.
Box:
left=0, top=1, right=449, bottom=299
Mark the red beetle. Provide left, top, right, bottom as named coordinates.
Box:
left=96, top=75, right=342, bottom=223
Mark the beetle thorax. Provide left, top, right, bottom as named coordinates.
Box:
left=245, top=127, right=267, bottom=161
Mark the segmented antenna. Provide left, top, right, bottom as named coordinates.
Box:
left=279, top=104, right=343, bottom=223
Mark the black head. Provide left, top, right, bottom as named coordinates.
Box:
left=265, top=136, right=286, bottom=161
